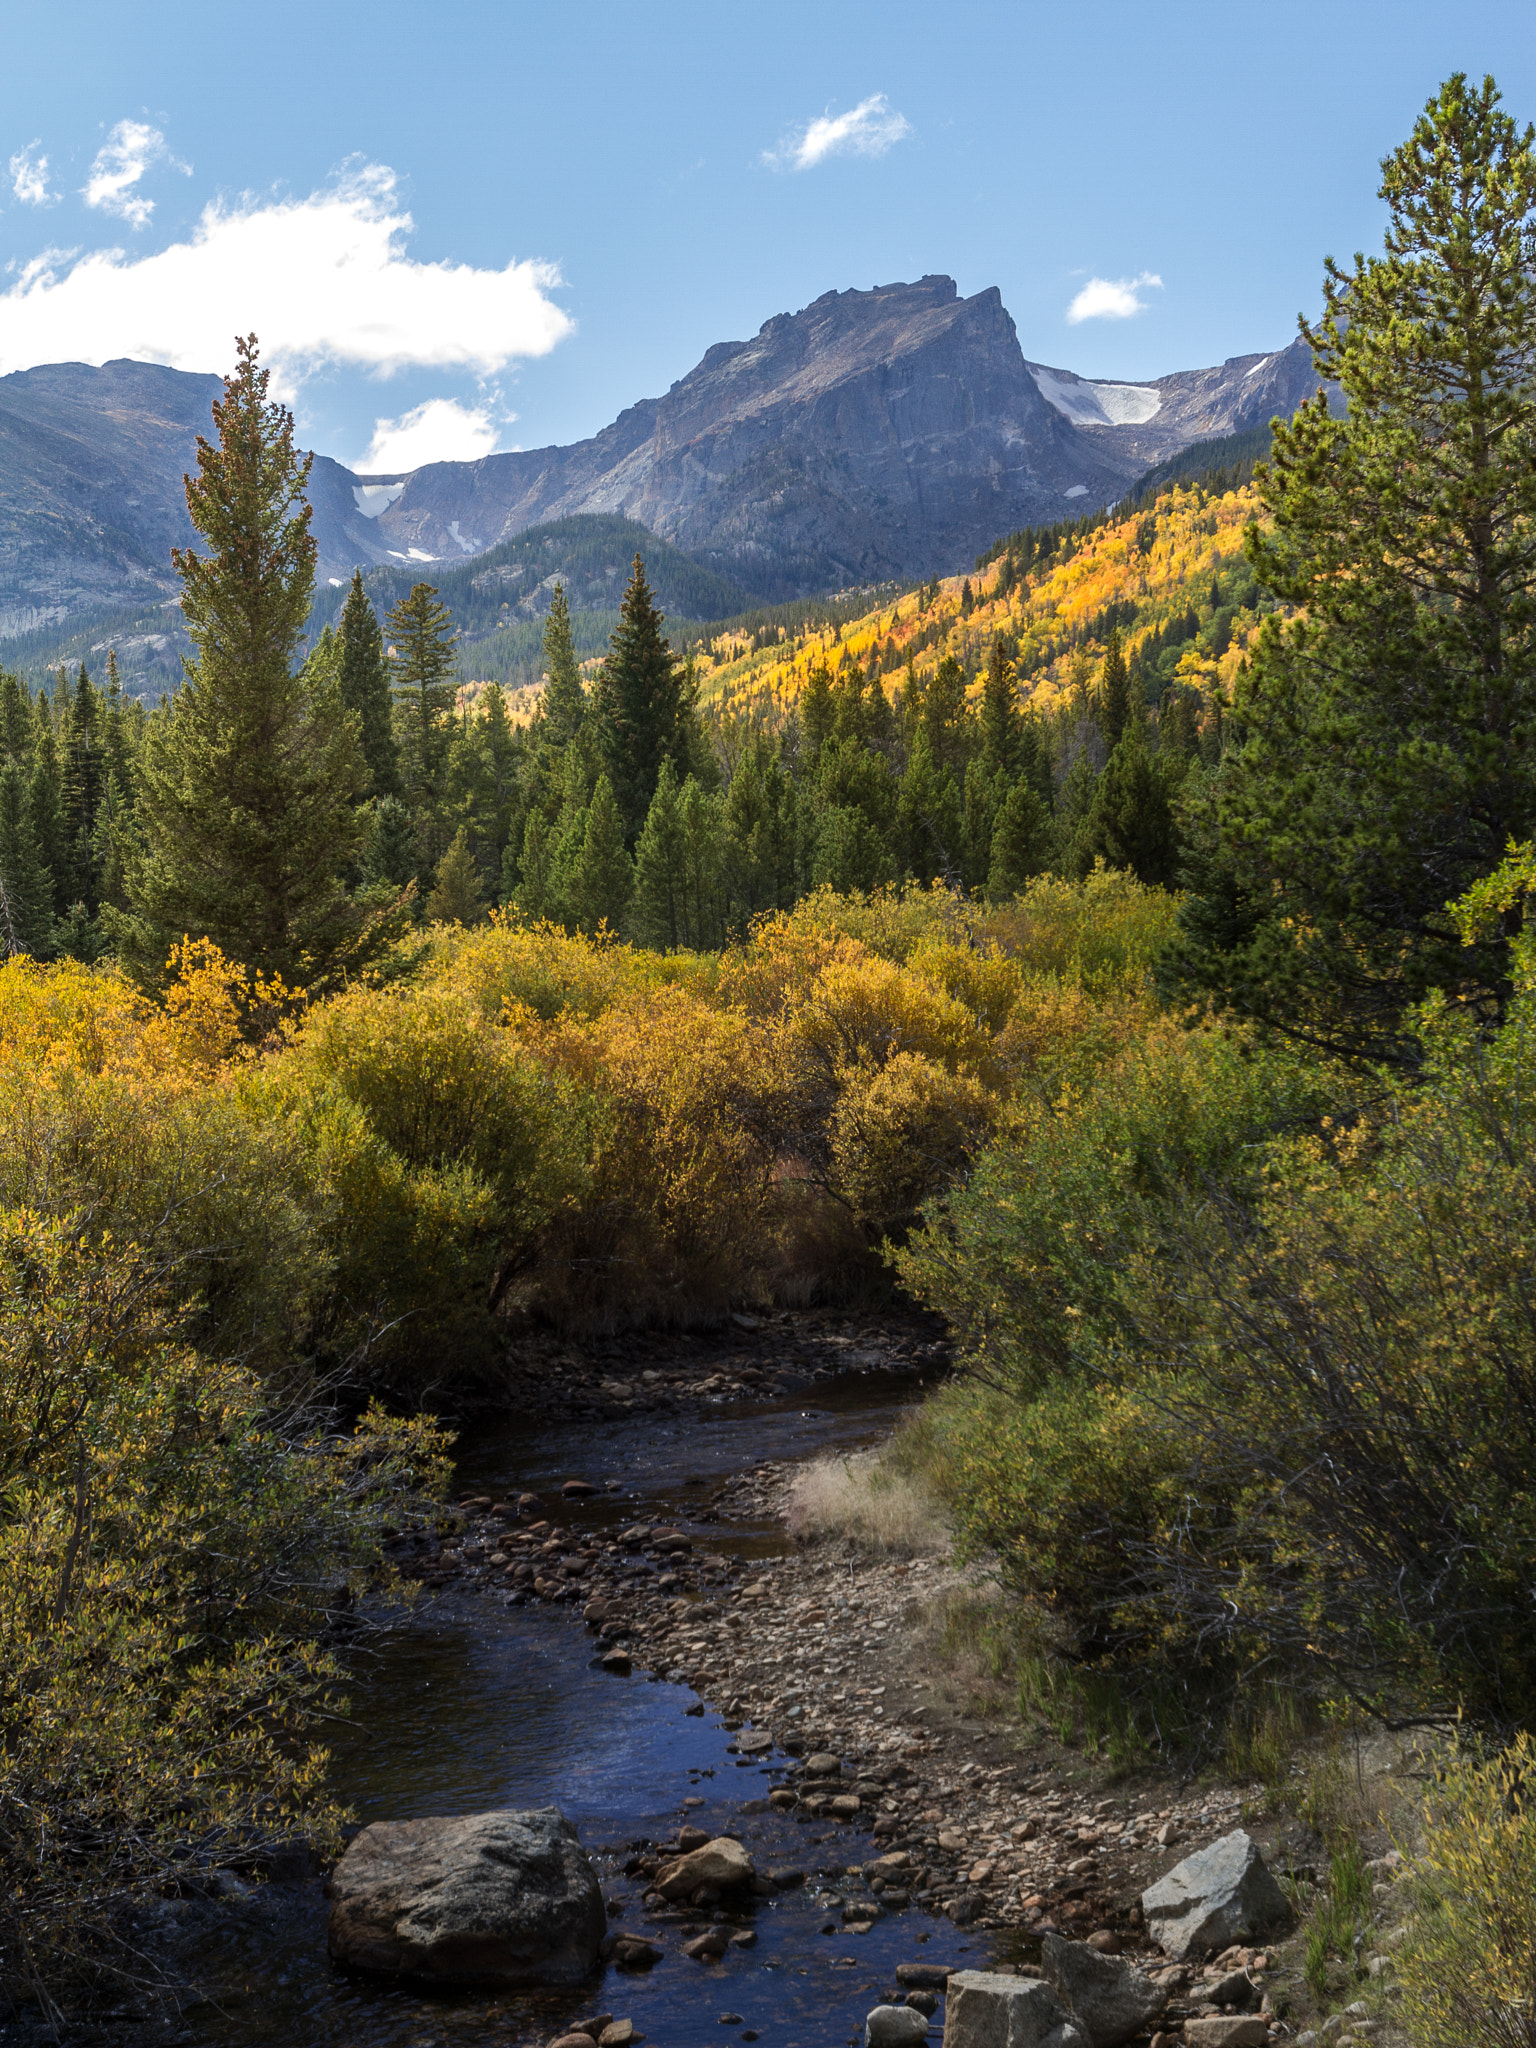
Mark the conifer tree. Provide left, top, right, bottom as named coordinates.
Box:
left=1171, top=73, right=1536, bottom=1062
left=540, top=582, right=587, bottom=746
left=1097, top=629, right=1132, bottom=752
left=799, top=665, right=836, bottom=769
left=633, top=757, right=685, bottom=948
left=114, top=336, right=368, bottom=989
left=590, top=556, right=683, bottom=840
left=986, top=779, right=1053, bottom=898
left=678, top=775, right=725, bottom=947
left=978, top=640, right=1021, bottom=779
left=0, top=758, right=52, bottom=956
left=339, top=571, right=400, bottom=797
left=387, top=581, right=458, bottom=814
left=425, top=826, right=486, bottom=926
left=566, top=773, right=633, bottom=933
left=1081, top=725, right=1179, bottom=886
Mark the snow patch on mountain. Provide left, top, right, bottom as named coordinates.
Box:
left=1029, top=366, right=1162, bottom=428
left=353, top=480, right=408, bottom=517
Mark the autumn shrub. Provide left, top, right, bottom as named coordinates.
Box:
left=1393, top=1731, right=1536, bottom=2048
left=266, top=978, right=591, bottom=1373
left=898, top=845, right=1536, bottom=1723
left=519, top=984, right=790, bottom=1325
left=0, top=951, right=323, bottom=1370
left=0, top=1208, right=450, bottom=1996
left=830, top=1051, right=997, bottom=1239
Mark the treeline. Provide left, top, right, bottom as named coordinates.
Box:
left=0, top=548, right=1221, bottom=975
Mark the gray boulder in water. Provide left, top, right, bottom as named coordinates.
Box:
left=1141, top=1829, right=1292, bottom=1960
left=327, top=1806, right=605, bottom=1986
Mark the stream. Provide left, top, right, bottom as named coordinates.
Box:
left=174, top=1368, right=1012, bottom=2048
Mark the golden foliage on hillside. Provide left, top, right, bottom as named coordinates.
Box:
left=691, top=480, right=1265, bottom=717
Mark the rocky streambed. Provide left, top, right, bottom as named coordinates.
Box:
left=112, top=1309, right=1317, bottom=2048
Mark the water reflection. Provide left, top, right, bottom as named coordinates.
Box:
left=189, top=1368, right=993, bottom=2047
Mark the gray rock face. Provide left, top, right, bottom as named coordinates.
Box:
left=372, top=278, right=1136, bottom=598
left=1039, top=1934, right=1167, bottom=2046
left=941, top=1971, right=1090, bottom=2048
left=1141, top=1830, right=1292, bottom=1960
left=867, top=2005, right=932, bottom=2046
left=1026, top=335, right=1333, bottom=467
left=327, top=1806, right=605, bottom=1986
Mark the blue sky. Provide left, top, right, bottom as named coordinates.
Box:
left=2, top=0, right=1532, bottom=471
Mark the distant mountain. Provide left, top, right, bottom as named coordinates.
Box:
left=0, top=281, right=1334, bottom=688
left=361, top=278, right=1138, bottom=598
left=1023, top=336, right=1330, bottom=466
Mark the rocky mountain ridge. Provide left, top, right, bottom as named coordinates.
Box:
left=0, top=279, right=1328, bottom=665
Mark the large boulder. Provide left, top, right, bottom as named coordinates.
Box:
left=1141, top=1830, right=1292, bottom=1961
left=941, top=1971, right=1089, bottom=2048
left=1039, top=1935, right=1167, bottom=2047
left=328, top=1807, right=605, bottom=1986
left=653, top=1835, right=755, bottom=1901
left=867, top=2006, right=931, bottom=2046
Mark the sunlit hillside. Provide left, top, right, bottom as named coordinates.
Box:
left=689, top=477, right=1269, bottom=720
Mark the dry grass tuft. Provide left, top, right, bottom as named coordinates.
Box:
left=784, top=1448, right=949, bottom=1554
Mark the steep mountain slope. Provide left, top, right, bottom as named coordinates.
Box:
left=688, top=447, right=1270, bottom=721
left=0, top=357, right=405, bottom=643
left=367, top=277, right=1138, bottom=596
left=1025, top=335, right=1329, bottom=466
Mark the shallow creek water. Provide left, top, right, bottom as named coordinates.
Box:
left=185, top=1370, right=1010, bottom=2048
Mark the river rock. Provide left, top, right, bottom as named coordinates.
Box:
left=802, top=1752, right=842, bottom=1778
left=1183, top=2023, right=1268, bottom=2048
left=867, top=2004, right=930, bottom=2046
left=897, top=1964, right=953, bottom=1990
left=1039, top=1935, right=1167, bottom=2047
left=941, top=1971, right=1089, bottom=2048
left=1141, top=1832, right=1292, bottom=1961
left=328, top=1807, right=605, bottom=1986
left=654, top=1837, right=755, bottom=1901
left=612, top=1935, right=662, bottom=1968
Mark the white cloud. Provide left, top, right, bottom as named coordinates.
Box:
left=0, top=163, right=573, bottom=394
left=764, top=93, right=912, bottom=172
left=362, top=397, right=506, bottom=472
left=9, top=141, right=53, bottom=207
left=82, top=119, right=183, bottom=229
left=1066, top=272, right=1164, bottom=323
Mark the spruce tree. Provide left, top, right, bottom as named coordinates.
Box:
left=678, top=775, right=725, bottom=947
left=987, top=779, right=1053, bottom=898
left=1170, top=74, right=1536, bottom=1062
left=0, top=758, right=52, bottom=957
left=387, top=581, right=458, bottom=815
left=633, top=758, right=685, bottom=948
left=590, top=556, right=683, bottom=840
left=1081, top=725, right=1179, bottom=886
left=114, top=336, right=368, bottom=989
left=799, top=665, right=836, bottom=769
left=1097, top=629, right=1132, bottom=752
left=540, top=582, right=587, bottom=746
left=425, top=826, right=486, bottom=926
left=566, top=773, right=634, bottom=934
left=339, top=571, right=400, bottom=797
left=978, top=640, right=1021, bottom=779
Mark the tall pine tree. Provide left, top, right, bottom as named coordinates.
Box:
left=540, top=582, right=587, bottom=746
left=338, top=571, right=400, bottom=797
left=591, top=555, right=683, bottom=840
left=115, top=336, right=369, bottom=989
left=1170, top=74, right=1536, bottom=1063
left=387, top=581, right=458, bottom=814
